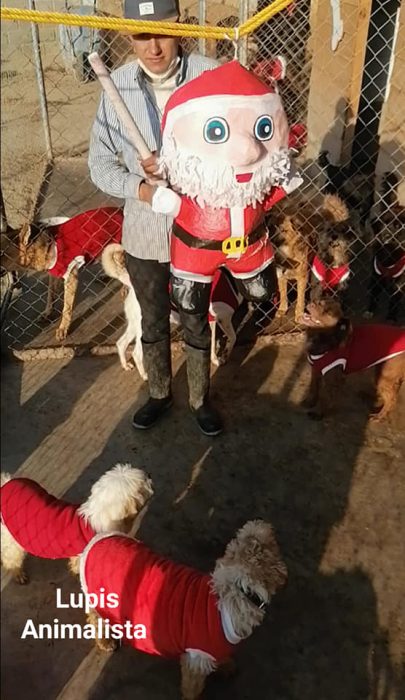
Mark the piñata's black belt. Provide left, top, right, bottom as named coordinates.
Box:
left=172, top=222, right=268, bottom=255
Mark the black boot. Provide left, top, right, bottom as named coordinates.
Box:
left=132, top=339, right=173, bottom=430
left=186, top=345, right=223, bottom=436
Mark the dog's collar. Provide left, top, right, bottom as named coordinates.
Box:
left=237, top=583, right=268, bottom=611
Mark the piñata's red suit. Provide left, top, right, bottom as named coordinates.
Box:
left=170, top=187, right=287, bottom=283
left=154, top=61, right=302, bottom=311
left=0, top=478, right=94, bottom=558
left=45, top=207, right=123, bottom=279
left=80, top=533, right=236, bottom=662
left=308, top=324, right=405, bottom=376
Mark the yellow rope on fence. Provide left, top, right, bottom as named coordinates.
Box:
left=0, top=0, right=294, bottom=40
left=239, top=0, right=295, bottom=36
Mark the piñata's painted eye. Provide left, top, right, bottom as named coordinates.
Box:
left=254, top=115, right=274, bottom=141
left=204, top=117, right=229, bottom=144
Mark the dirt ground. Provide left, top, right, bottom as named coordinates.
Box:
left=1, top=338, right=405, bottom=700
left=1, top=7, right=405, bottom=697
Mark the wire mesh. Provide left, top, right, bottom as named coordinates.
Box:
left=0, top=0, right=404, bottom=355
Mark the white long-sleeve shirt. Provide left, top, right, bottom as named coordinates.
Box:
left=88, top=53, right=217, bottom=262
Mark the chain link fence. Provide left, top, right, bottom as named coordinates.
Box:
left=1, top=0, right=404, bottom=356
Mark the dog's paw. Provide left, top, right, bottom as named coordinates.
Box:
left=121, top=360, right=134, bottom=371
left=15, top=570, right=29, bottom=585
left=275, top=307, right=288, bottom=319
left=369, top=409, right=388, bottom=423
left=68, top=556, right=80, bottom=577
left=96, top=637, right=119, bottom=653
left=42, top=306, right=55, bottom=320
left=211, top=351, right=228, bottom=367
left=137, top=368, right=148, bottom=381
left=56, top=325, right=68, bottom=342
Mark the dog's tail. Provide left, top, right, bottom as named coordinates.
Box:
left=101, top=243, right=131, bottom=288
left=78, top=463, right=154, bottom=533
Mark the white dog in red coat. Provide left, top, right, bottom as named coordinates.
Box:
left=80, top=520, right=287, bottom=699
left=102, top=243, right=253, bottom=378
left=0, top=464, right=153, bottom=584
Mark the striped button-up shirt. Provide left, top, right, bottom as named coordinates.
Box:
left=88, top=53, right=218, bottom=262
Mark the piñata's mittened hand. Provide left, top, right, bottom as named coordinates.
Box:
left=151, top=186, right=182, bottom=217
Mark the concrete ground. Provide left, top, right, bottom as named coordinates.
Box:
left=1, top=338, right=405, bottom=700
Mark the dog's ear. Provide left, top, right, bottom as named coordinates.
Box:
left=19, top=223, right=32, bottom=249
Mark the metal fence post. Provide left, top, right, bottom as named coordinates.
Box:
left=238, top=0, right=249, bottom=65
left=28, top=0, right=53, bottom=162
left=0, top=187, right=8, bottom=233
left=198, top=0, right=206, bottom=56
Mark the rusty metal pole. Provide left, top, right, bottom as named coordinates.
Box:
left=0, top=187, right=8, bottom=233
left=28, top=0, right=53, bottom=162
left=198, top=0, right=206, bottom=56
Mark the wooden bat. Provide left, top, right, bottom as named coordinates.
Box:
left=88, top=52, right=166, bottom=184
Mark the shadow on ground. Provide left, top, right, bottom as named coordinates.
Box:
left=1, top=341, right=404, bottom=699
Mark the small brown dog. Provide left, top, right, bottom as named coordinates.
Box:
left=302, top=298, right=405, bottom=420
left=268, top=192, right=350, bottom=323
left=0, top=208, right=122, bottom=340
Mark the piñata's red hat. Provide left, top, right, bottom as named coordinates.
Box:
left=161, top=60, right=276, bottom=133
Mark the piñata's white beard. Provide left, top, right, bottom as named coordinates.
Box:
left=158, top=147, right=292, bottom=209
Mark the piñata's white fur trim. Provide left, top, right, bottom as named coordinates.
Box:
left=158, top=148, right=291, bottom=209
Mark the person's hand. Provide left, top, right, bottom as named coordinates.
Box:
left=138, top=181, right=156, bottom=205
left=140, top=152, right=161, bottom=182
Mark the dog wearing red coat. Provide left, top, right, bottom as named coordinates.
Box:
left=302, top=298, right=405, bottom=420
left=0, top=464, right=153, bottom=584
left=80, top=520, right=287, bottom=699
left=0, top=207, right=123, bottom=340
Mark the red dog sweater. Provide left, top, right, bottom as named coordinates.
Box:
left=1, top=478, right=95, bottom=558
left=311, top=255, right=350, bottom=290
left=308, top=324, right=405, bottom=376
left=81, top=533, right=236, bottom=662
left=47, top=208, right=123, bottom=279
left=373, top=254, right=405, bottom=279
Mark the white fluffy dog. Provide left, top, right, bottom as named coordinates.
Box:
left=101, top=243, right=252, bottom=377
left=0, top=464, right=153, bottom=584
left=80, top=519, right=287, bottom=699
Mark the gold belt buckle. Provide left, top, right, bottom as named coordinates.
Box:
left=222, top=236, right=248, bottom=256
